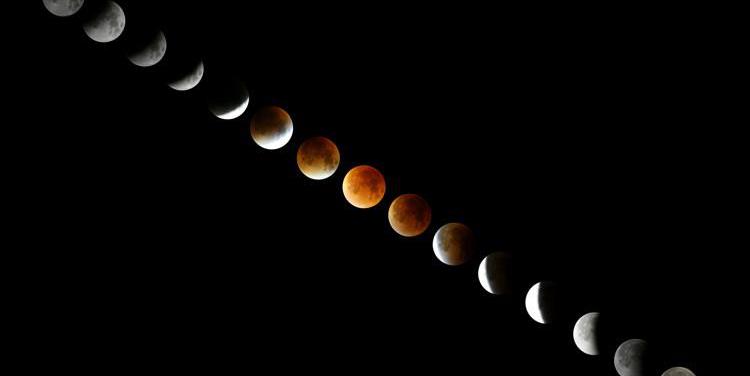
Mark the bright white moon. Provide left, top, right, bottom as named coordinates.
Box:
left=524, top=282, right=545, bottom=324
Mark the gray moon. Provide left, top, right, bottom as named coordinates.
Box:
left=168, top=60, right=204, bottom=91
left=206, top=79, right=249, bottom=120
left=43, top=0, right=84, bottom=17
left=573, top=312, right=601, bottom=355
left=432, top=223, right=474, bottom=266
left=82, top=1, right=125, bottom=43
left=614, top=339, right=648, bottom=376
left=524, top=281, right=561, bottom=324
left=661, top=367, right=696, bottom=376
left=128, top=30, right=166, bottom=67
left=477, top=252, right=512, bottom=295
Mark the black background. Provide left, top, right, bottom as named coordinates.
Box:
left=15, top=0, right=726, bottom=373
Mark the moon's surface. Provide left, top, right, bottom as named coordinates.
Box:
left=477, top=252, right=512, bottom=295
left=524, top=281, right=561, bottom=324
left=128, top=30, right=166, bottom=67
left=206, top=79, right=249, bottom=120
left=297, top=136, right=340, bottom=180
left=661, top=367, right=696, bottom=376
left=614, top=339, right=648, bottom=376
left=432, top=223, right=474, bottom=266
left=250, top=106, right=294, bottom=149
left=43, top=0, right=84, bottom=17
left=388, top=194, right=431, bottom=237
left=573, top=312, right=601, bottom=355
left=82, top=1, right=125, bottom=43
left=168, top=60, right=203, bottom=91
left=342, top=165, right=386, bottom=209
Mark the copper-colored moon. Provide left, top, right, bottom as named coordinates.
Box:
left=342, top=165, right=386, bottom=209
left=388, top=194, right=432, bottom=237
left=432, top=223, right=475, bottom=265
left=250, top=106, right=293, bottom=150
left=297, top=137, right=340, bottom=180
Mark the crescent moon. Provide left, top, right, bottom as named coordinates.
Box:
left=128, top=30, right=166, bottom=67
left=477, top=252, right=512, bottom=295
left=573, top=312, right=601, bottom=355
left=43, top=0, right=84, bottom=17
left=661, top=367, right=696, bottom=376
left=168, top=60, right=204, bottom=91
left=524, top=282, right=545, bottom=324
left=206, top=78, right=250, bottom=120
left=82, top=1, right=125, bottom=43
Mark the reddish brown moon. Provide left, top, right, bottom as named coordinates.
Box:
left=388, top=194, right=432, bottom=237
left=342, top=165, right=386, bottom=209
left=297, top=136, right=340, bottom=180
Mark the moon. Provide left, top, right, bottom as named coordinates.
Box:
left=614, top=339, right=649, bottom=376
left=342, top=165, right=386, bottom=209
left=524, top=281, right=561, bottom=324
left=82, top=1, right=125, bottom=43
left=43, top=0, right=84, bottom=17
left=388, top=194, right=431, bottom=237
left=168, top=60, right=203, bottom=91
left=250, top=106, right=294, bottom=149
left=297, top=136, right=340, bottom=180
left=661, top=367, right=696, bottom=376
left=128, top=30, right=166, bottom=67
left=573, top=312, right=601, bottom=355
left=206, top=78, right=249, bottom=120
left=477, top=252, right=512, bottom=295
left=432, top=223, right=474, bottom=266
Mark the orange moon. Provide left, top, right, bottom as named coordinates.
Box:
left=342, top=165, right=386, bottom=209
left=388, top=194, right=432, bottom=237
left=297, top=137, right=340, bottom=180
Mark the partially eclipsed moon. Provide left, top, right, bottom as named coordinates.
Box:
left=661, top=367, right=696, bottom=376
left=206, top=79, right=249, bottom=120
left=478, top=252, right=512, bottom=295
left=128, top=30, right=166, bottom=67
left=525, top=281, right=561, bottom=324
left=342, top=165, right=386, bottom=209
left=573, top=312, right=601, bottom=356
left=250, top=106, right=294, bottom=149
left=82, top=1, right=125, bottom=43
left=432, top=223, right=474, bottom=266
left=43, top=0, right=84, bottom=17
left=525, top=282, right=544, bottom=324
left=297, top=136, right=340, bottom=180
left=388, top=194, right=431, bottom=237
left=168, top=60, right=203, bottom=91
left=614, top=339, right=648, bottom=376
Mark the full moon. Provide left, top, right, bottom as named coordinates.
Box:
left=297, top=136, right=340, bottom=180
left=661, top=367, right=696, bottom=376
left=206, top=78, right=249, bottom=120
left=43, top=0, right=84, bottom=17
left=342, top=165, right=386, bottom=209
left=573, top=312, right=601, bottom=355
left=168, top=60, right=203, bottom=91
left=388, top=194, right=431, bottom=237
left=128, top=30, right=166, bottom=67
left=82, top=1, right=125, bottom=43
left=432, top=223, right=474, bottom=266
left=525, top=281, right=561, bottom=324
left=250, top=106, right=294, bottom=150
left=614, top=339, right=648, bottom=376
left=477, top=252, right=512, bottom=295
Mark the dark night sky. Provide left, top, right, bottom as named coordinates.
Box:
left=13, top=0, right=728, bottom=373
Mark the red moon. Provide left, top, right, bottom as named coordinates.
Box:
left=388, top=194, right=432, bottom=237
left=342, top=165, right=386, bottom=209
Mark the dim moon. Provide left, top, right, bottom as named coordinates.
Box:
left=661, top=367, right=695, bottom=376
left=573, top=312, right=601, bottom=355
left=168, top=60, right=203, bottom=91
left=432, top=223, right=474, bottom=266
left=82, top=1, right=125, bottom=43
left=128, top=30, right=166, bottom=67
left=477, top=252, right=512, bottom=295
left=250, top=106, right=293, bottom=149
left=43, top=0, right=84, bottom=17
left=206, top=78, right=249, bottom=120
left=614, top=339, right=648, bottom=376
left=388, top=194, right=431, bottom=237
left=342, top=165, right=386, bottom=209
left=297, top=136, right=340, bottom=180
